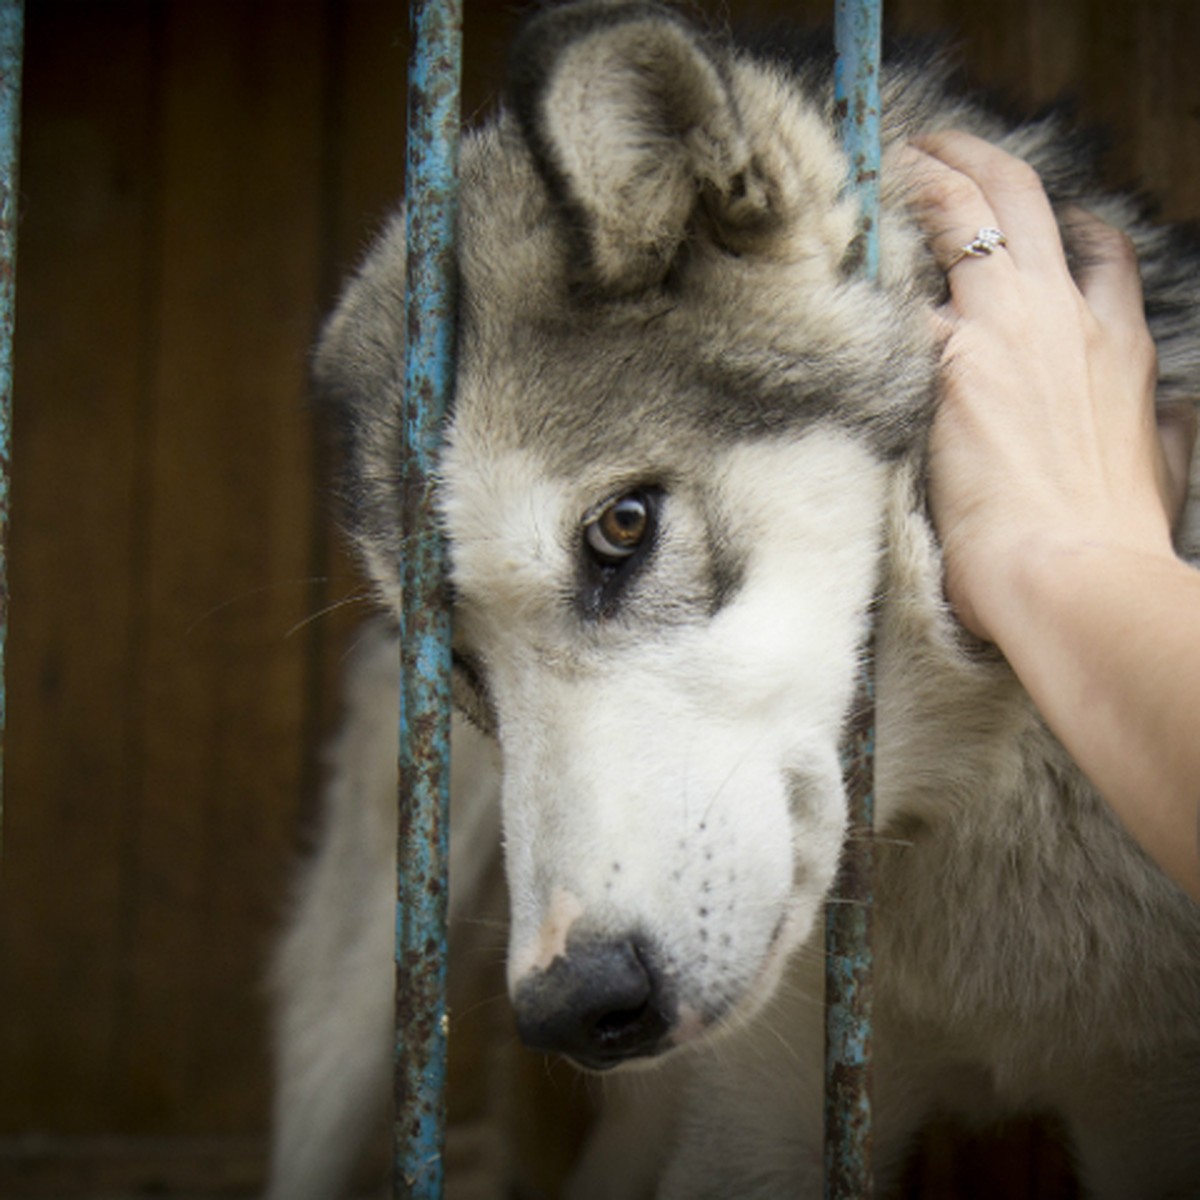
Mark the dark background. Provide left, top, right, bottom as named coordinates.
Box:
left=0, top=1, right=1196, bottom=1195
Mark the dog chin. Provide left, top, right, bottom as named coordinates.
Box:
left=648, top=905, right=813, bottom=1068
left=693, top=907, right=810, bottom=1044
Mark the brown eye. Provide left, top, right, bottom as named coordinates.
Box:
left=584, top=490, right=653, bottom=564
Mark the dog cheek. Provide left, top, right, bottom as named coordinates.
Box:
left=784, top=757, right=851, bottom=939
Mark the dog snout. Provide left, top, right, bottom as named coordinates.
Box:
left=512, top=934, right=674, bottom=1070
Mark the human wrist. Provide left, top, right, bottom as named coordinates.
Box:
left=961, top=526, right=1180, bottom=653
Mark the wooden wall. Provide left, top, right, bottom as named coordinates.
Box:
left=0, top=1, right=1195, bottom=1195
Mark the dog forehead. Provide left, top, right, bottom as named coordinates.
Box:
left=453, top=125, right=933, bottom=470
left=451, top=318, right=717, bottom=481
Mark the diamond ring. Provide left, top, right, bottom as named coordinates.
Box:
left=946, top=226, right=1009, bottom=269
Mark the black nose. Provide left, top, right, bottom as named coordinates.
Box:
left=513, top=935, right=674, bottom=1070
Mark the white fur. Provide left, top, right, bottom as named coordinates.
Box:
left=443, top=430, right=887, bottom=1032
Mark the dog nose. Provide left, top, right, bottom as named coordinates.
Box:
left=512, top=935, right=673, bottom=1069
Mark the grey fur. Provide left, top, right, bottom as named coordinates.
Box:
left=272, top=4, right=1200, bottom=1197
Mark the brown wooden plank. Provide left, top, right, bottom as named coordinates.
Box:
left=0, top=1134, right=265, bottom=1197
left=108, top=0, right=328, bottom=1134
left=1133, top=1, right=1200, bottom=222
left=0, top=0, right=162, bottom=1134
left=304, top=0, right=407, bottom=794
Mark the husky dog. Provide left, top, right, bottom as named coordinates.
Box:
left=269, top=2, right=1200, bottom=1196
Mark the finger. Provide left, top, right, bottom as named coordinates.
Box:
left=901, top=143, right=1001, bottom=263
left=1063, top=208, right=1147, bottom=336
left=900, top=142, right=1021, bottom=311
left=910, top=131, right=1071, bottom=283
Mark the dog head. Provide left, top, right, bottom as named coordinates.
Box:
left=319, top=0, right=936, bottom=1070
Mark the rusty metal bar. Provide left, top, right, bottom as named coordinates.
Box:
left=395, top=0, right=461, bottom=1196
left=824, top=0, right=881, bottom=1196
left=832, top=0, right=882, bottom=278
left=0, top=0, right=22, bottom=857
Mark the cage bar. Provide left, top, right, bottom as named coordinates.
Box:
left=0, top=0, right=22, bottom=855
left=833, top=0, right=882, bottom=277
left=824, top=1, right=882, bottom=1196
left=395, top=1, right=462, bottom=1196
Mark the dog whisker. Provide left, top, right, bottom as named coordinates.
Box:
left=699, top=728, right=775, bottom=826
left=452, top=991, right=512, bottom=1023
left=184, top=576, right=340, bottom=637
left=284, top=587, right=374, bottom=639
left=451, top=915, right=509, bottom=932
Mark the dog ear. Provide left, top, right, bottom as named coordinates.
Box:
left=508, top=1, right=774, bottom=293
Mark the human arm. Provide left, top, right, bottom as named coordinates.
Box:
left=906, top=131, right=1200, bottom=901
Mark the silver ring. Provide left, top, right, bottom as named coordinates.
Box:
left=946, top=226, right=1008, bottom=269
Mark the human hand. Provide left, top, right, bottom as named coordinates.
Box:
left=903, top=131, right=1194, bottom=641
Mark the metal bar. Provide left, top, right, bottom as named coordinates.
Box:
left=0, top=0, right=22, bottom=858
left=395, top=1, right=461, bottom=1197
left=832, top=0, right=882, bottom=277
left=825, top=1, right=881, bottom=1196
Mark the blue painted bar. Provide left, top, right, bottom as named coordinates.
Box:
left=0, top=0, right=23, bottom=856
left=825, top=1, right=881, bottom=1196
left=833, top=0, right=882, bottom=277
left=395, top=0, right=461, bottom=1196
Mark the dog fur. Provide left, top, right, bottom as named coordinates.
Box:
left=268, top=3, right=1200, bottom=1196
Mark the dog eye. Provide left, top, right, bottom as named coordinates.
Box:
left=578, top=486, right=662, bottom=620
left=584, top=490, right=654, bottom=565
